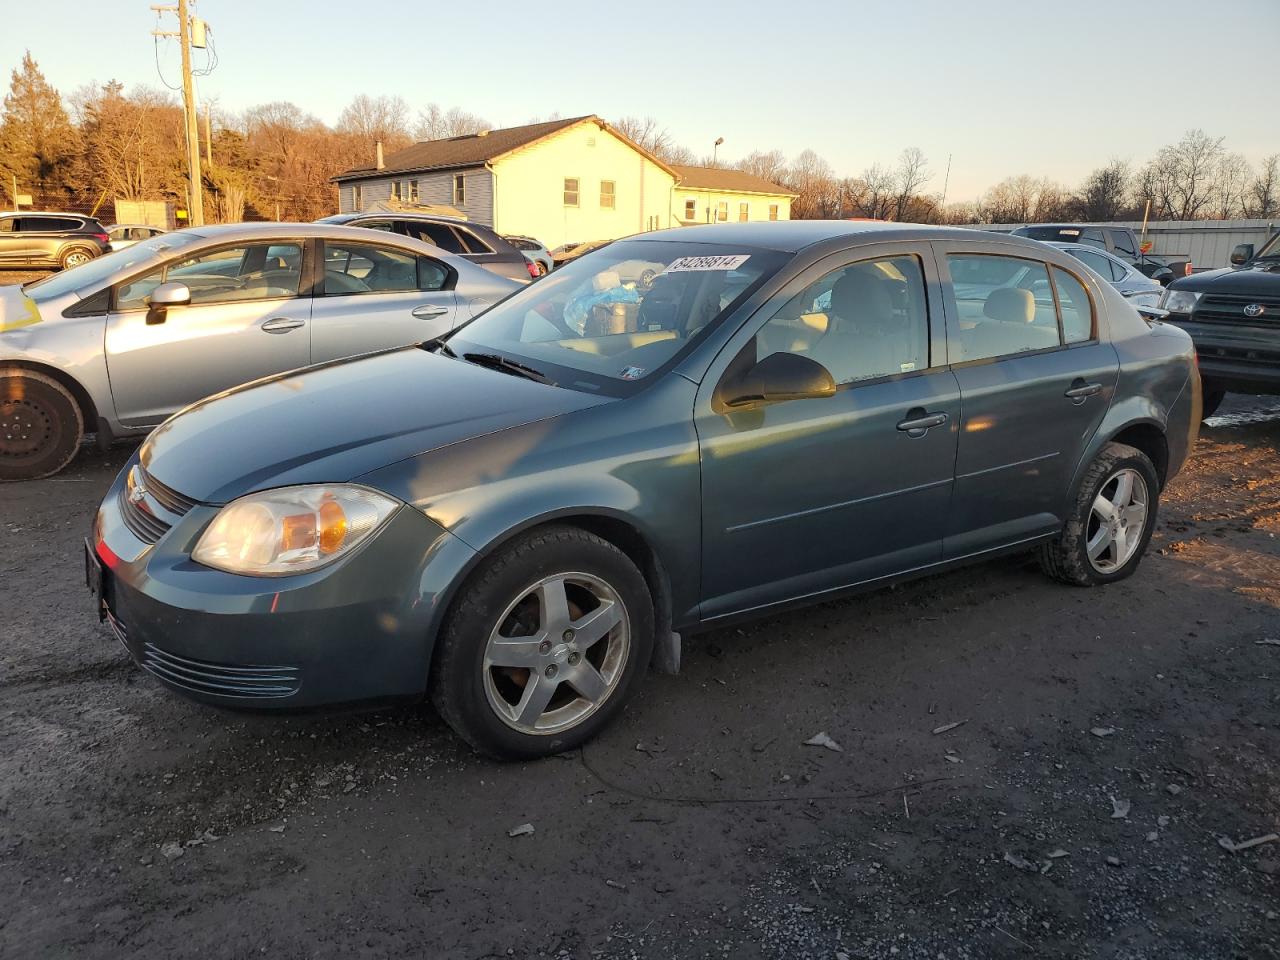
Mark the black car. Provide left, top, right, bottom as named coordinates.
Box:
left=1159, top=231, right=1280, bottom=417
left=317, top=212, right=535, bottom=282
left=0, top=211, right=110, bottom=270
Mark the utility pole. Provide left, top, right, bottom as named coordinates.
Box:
left=152, top=1, right=204, bottom=226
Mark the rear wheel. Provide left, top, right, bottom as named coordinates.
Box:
left=59, top=246, right=95, bottom=270
left=431, top=525, right=654, bottom=759
left=0, top=370, right=84, bottom=480
left=1038, top=442, right=1159, bottom=586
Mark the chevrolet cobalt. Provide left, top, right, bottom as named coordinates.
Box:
left=89, top=223, right=1199, bottom=759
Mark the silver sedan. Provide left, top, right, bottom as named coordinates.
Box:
left=1046, top=241, right=1164, bottom=308
left=0, top=222, right=519, bottom=479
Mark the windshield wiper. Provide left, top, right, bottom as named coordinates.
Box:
left=462, top=352, right=554, bottom=385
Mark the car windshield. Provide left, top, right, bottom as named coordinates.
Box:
left=446, top=239, right=788, bottom=394
left=23, top=231, right=205, bottom=300
left=1256, top=232, right=1280, bottom=259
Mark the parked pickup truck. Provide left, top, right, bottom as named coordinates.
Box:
left=1159, top=232, right=1280, bottom=417
left=1011, top=223, right=1191, bottom=286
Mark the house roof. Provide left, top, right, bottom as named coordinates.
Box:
left=670, top=165, right=796, bottom=198
left=333, top=115, right=681, bottom=182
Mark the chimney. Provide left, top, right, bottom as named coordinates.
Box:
left=375, top=140, right=385, bottom=170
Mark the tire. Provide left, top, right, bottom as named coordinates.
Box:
left=1038, top=442, right=1159, bottom=587
left=0, top=370, right=84, bottom=480
left=431, top=525, right=654, bottom=760
left=1201, top=388, right=1225, bottom=421
left=59, top=246, right=95, bottom=270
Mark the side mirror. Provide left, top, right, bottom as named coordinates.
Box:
left=146, top=281, right=190, bottom=325
left=1231, top=243, right=1254, bottom=266
left=724, top=351, right=836, bottom=407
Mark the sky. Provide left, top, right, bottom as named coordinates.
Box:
left=3, top=0, right=1277, bottom=203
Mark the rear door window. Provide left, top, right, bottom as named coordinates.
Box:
left=455, top=228, right=493, bottom=254
left=1079, top=228, right=1107, bottom=251
left=322, top=241, right=447, bottom=295
left=947, top=254, right=1061, bottom=361
left=22, top=217, right=81, bottom=232
left=399, top=221, right=467, bottom=254
left=1052, top=267, right=1094, bottom=343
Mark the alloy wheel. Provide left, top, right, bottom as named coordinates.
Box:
left=1085, top=468, right=1149, bottom=573
left=63, top=251, right=91, bottom=268
left=482, top=572, right=630, bottom=735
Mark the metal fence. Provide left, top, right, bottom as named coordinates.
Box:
left=962, top=219, right=1280, bottom=271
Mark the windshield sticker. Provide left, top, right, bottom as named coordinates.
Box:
left=0, top=295, right=42, bottom=333
left=619, top=365, right=646, bottom=380
left=662, top=254, right=751, bottom=274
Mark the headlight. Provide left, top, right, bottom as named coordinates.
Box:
left=192, top=485, right=398, bottom=576
left=1159, top=289, right=1202, bottom=313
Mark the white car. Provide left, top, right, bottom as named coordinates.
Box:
left=106, top=224, right=168, bottom=253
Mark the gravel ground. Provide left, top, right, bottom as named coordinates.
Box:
left=0, top=268, right=54, bottom=287
left=1, top=396, right=1278, bottom=959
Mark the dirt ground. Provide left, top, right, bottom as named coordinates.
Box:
left=1, top=394, right=1278, bottom=960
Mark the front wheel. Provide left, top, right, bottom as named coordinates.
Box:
left=0, top=370, right=84, bottom=480
left=1038, top=442, right=1160, bottom=586
left=431, top=525, right=654, bottom=759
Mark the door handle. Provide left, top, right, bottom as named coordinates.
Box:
left=1065, top=379, right=1102, bottom=402
left=261, top=317, right=306, bottom=333
left=412, top=304, right=450, bottom=319
left=896, top=409, right=948, bottom=437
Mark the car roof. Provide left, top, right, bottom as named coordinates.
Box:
left=631, top=220, right=1050, bottom=254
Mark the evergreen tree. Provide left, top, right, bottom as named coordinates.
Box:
left=0, top=51, right=76, bottom=203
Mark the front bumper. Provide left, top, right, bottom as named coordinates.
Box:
left=1168, top=315, right=1280, bottom=394
left=92, top=460, right=476, bottom=710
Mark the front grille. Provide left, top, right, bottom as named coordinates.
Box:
left=144, top=471, right=200, bottom=516
left=119, top=466, right=199, bottom=544
left=141, top=643, right=301, bottom=699
left=1194, top=294, right=1280, bottom=329
left=119, top=487, right=170, bottom=542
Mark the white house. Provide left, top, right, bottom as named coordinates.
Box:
left=333, top=115, right=794, bottom=249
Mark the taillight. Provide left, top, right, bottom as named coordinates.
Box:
left=93, top=232, right=109, bottom=244
left=1183, top=262, right=1192, bottom=277
left=526, top=260, right=539, bottom=280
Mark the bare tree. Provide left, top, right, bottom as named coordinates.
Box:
left=1210, top=152, right=1252, bottom=219
left=1143, top=129, right=1225, bottom=220
left=736, top=149, right=788, bottom=185
left=1078, top=159, right=1131, bottom=221
left=1245, top=154, right=1280, bottom=218
left=892, top=147, right=929, bottom=221
left=413, top=104, right=490, bottom=141
left=853, top=164, right=892, bottom=219
left=336, top=94, right=411, bottom=155
left=613, top=115, right=673, bottom=159
left=786, top=149, right=840, bottom=219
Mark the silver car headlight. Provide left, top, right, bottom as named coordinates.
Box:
left=192, top=485, right=398, bottom=576
left=1159, top=289, right=1202, bottom=313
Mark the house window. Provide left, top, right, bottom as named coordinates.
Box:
left=600, top=180, right=616, bottom=209
left=768, top=204, right=779, bottom=221
left=564, top=177, right=580, bottom=206
left=453, top=174, right=465, bottom=205
left=684, top=199, right=696, bottom=221
left=738, top=202, right=749, bottom=222
left=408, top=179, right=419, bottom=203
left=716, top=201, right=728, bottom=222
left=391, top=180, right=402, bottom=201
left=352, top=184, right=362, bottom=210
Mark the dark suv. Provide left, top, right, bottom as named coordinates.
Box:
left=1011, top=224, right=1190, bottom=285
left=317, top=213, right=535, bottom=282
left=1160, top=230, right=1280, bottom=417
left=0, top=212, right=110, bottom=270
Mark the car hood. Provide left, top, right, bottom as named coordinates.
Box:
left=140, top=347, right=608, bottom=504
left=1170, top=260, right=1280, bottom=294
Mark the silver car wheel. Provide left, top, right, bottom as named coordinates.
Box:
left=62, top=251, right=92, bottom=268
left=1086, top=468, right=1148, bottom=573
left=482, top=572, right=630, bottom=735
